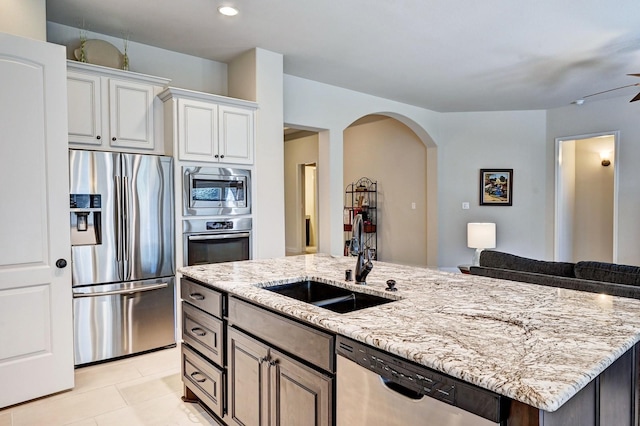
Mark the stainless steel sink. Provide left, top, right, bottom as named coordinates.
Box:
left=263, top=280, right=395, bottom=313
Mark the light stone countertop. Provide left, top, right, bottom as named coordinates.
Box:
left=178, top=253, right=640, bottom=412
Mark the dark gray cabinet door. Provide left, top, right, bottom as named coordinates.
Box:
left=227, top=327, right=269, bottom=426
left=228, top=326, right=334, bottom=426
left=269, top=347, right=333, bottom=426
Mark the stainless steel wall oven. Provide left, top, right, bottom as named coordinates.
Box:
left=183, top=166, right=250, bottom=216
left=183, top=218, right=252, bottom=266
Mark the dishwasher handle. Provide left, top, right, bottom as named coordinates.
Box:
left=73, top=283, right=168, bottom=298
left=380, top=377, right=425, bottom=401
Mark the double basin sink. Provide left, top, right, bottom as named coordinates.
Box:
left=262, top=279, right=396, bottom=314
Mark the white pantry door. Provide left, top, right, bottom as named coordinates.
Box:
left=0, top=32, right=74, bottom=407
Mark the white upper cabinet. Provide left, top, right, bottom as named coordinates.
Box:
left=219, top=104, right=254, bottom=164
left=67, top=61, right=170, bottom=154
left=67, top=71, right=102, bottom=145
left=177, top=97, right=218, bottom=161
left=160, top=87, right=257, bottom=165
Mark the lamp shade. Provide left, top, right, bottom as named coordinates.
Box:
left=467, top=223, right=496, bottom=249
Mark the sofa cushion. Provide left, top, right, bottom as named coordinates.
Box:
left=575, top=261, right=640, bottom=286
left=479, top=250, right=576, bottom=278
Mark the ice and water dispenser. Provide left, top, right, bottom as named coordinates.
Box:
left=70, top=194, right=102, bottom=246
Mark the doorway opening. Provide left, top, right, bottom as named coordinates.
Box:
left=555, top=131, right=618, bottom=263
left=284, top=128, right=319, bottom=256
left=303, top=163, right=318, bottom=253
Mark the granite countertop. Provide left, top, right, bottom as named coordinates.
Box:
left=178, top=253, right=640, bottom=412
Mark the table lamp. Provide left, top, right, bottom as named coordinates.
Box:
left=467, top=223, right=496, bottom=266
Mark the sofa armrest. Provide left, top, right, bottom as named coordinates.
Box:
left=469, top=266, right=640, bottom=300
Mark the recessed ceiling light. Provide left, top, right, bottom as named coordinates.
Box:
left=218, top=6, right=239, bottom=16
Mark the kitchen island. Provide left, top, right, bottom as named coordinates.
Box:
left=179, top=254, right=640, bottom=424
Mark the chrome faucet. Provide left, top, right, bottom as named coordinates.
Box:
left=350, top=214, right=373, bottom=284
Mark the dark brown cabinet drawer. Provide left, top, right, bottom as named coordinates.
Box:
left=182, top=344, right=225, bottom=419
left=181, top=278, right=223, bottom=317
left=182, top=302, right=224, bottom=367
left=228, top=297, right=335, bottom=373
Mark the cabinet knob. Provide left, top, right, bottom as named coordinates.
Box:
left=96, top=135, right=101, bottom=140
left=220, top=155, right=225, bottom=159
left=56, top=259, right=67, bottom=268
left=214, top=154, right=219, bottom=158
left=112, top=137, right=117, bottom=141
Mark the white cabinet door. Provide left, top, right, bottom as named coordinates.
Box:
left=219, top=105, right=254, bottom=165
left=0, top=33, right=74, bottom=408
left=67, top=71, right=103, bottom=145
left=160, top=87, right=256, bottom=164
left=177, top=97, right=218, bottom=162
left=109, top=78, right=155, bottom=150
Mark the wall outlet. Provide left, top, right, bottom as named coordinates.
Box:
left=411, top=202, right=416, bottom=210
left=462, top=202, right=470, bottom=210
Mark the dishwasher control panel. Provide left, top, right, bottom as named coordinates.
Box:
left=336, top=336, right=507, bottom=423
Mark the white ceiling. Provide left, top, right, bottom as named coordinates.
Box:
left=46, top=0, right=640, bottom=112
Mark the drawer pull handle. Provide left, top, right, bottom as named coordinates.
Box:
left=190, top=371, right=207, bottom=383
left=191, top=327, right=207, bottom=337
left=189, top=293, right=205, bottom=301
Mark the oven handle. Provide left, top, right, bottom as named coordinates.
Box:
left=73, top=283, right=168, bottom=298
left=188, top=232, right=251, bottom=241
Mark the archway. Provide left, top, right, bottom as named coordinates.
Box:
left=283, top=106, right=438, bottom=265
left=343, top=114, right=435, bottom=266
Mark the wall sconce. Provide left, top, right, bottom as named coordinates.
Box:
left=600, top=151, right=611, bottom=167
left=467, top=223, right=496, bottom=266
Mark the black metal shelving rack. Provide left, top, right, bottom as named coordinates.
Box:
left=343, top=177, right=377, bottom=259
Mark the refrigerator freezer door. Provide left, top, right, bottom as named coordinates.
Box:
left=70, top=150, right=122, bottom=286
left=73, top=277, right=176, bottom=365
left=121, top=154, right=175, bottom=281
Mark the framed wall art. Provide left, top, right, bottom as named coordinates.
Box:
left=480, top=169, right=513, bottom=206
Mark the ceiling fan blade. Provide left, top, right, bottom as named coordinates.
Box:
left=630, top=92, right=640, bottom=102
left=627, top=74, right=640, bottom=77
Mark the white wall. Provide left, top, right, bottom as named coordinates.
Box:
left=343, top=118, right=428, bottom=266
left=46, top=22, right=228, bottom=95
left=0, top=0, right=46, bottom=41
left=284, top=75, right=440, bottom=265
left=283, top=75, right=555, bottom=269
left=547, top=96, right=640, bottom=265
left=556, top=140, right=576, bottom=262
left=229, top=48, right=285, bottom=260
left=438, top=110, right=548, bottom=268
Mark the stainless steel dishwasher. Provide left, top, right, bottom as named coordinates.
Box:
left=336, top=336, right=506, bottom=426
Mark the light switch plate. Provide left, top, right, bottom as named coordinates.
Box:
left=462, top=202, right=470, bottom=210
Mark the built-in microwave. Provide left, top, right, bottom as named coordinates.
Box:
left=183, top=166, right=251, bottom=216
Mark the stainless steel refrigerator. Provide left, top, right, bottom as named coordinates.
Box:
left=69, top=149, right=175, bottom=365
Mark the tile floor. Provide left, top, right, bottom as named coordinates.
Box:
left=0, top=347, right=220, bottom=426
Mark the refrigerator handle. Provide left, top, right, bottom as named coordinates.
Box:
left=73, top=282, right=168, bottom=298
left=123, top=175, right=130, bottom=266
left=115, top=175, right=122, bottom=263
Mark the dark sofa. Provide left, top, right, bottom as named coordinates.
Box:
left=469, top=250, right=640, bottom=299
